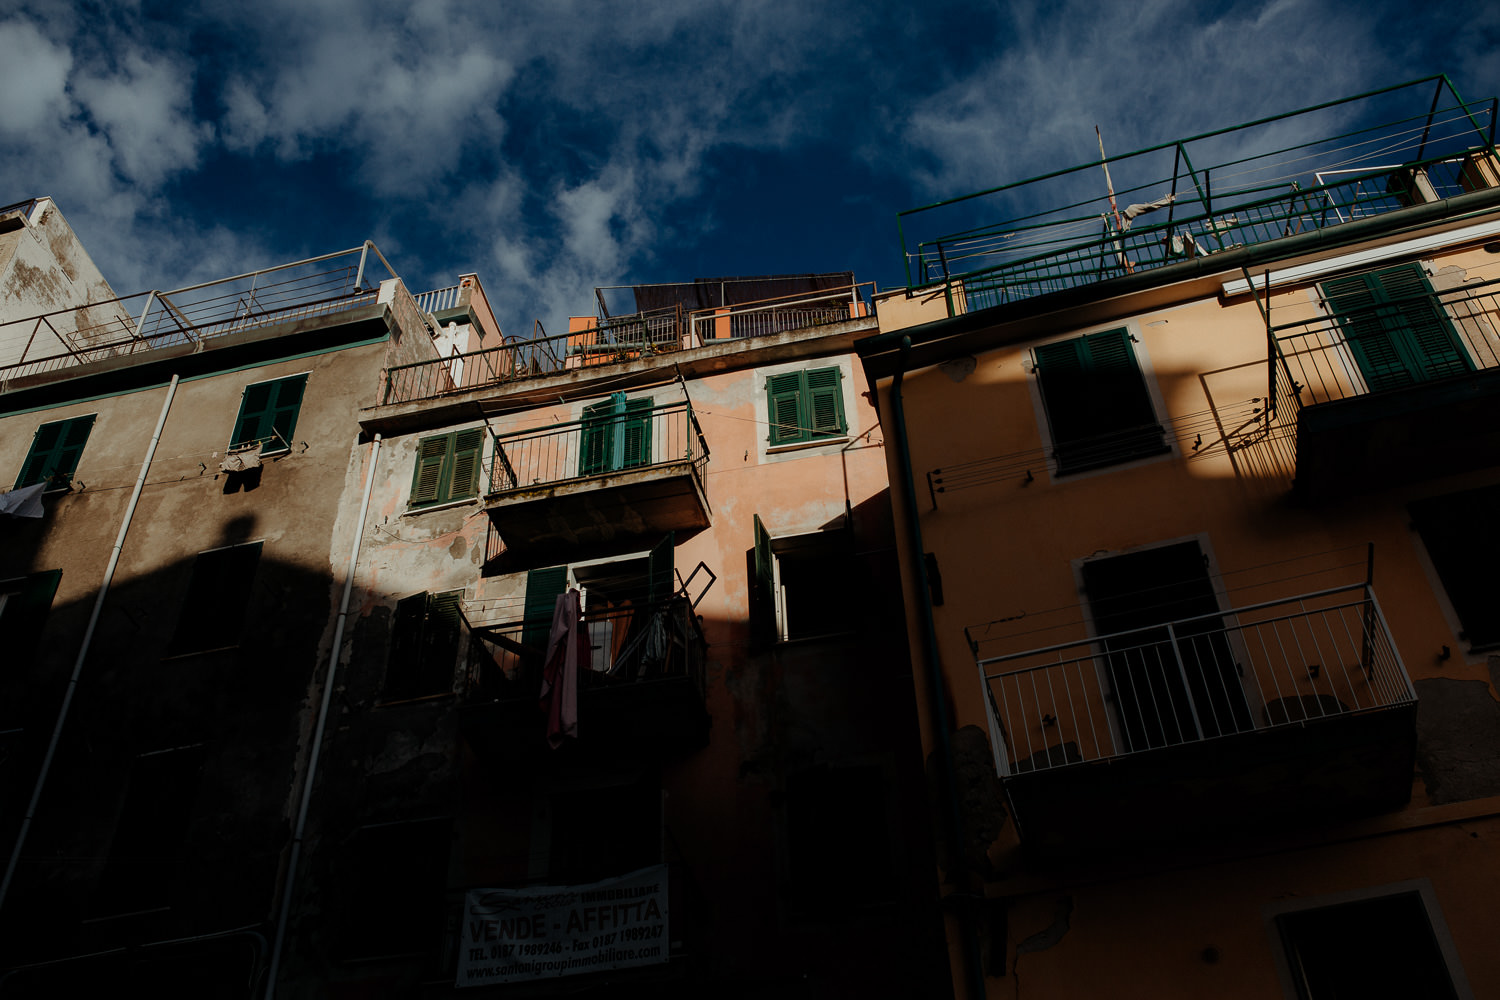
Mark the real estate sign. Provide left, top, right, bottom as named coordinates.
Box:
left=456, top=865, right=669, bottom=987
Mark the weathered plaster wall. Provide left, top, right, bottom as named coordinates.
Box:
left=0, top=199, right=124, bottom=366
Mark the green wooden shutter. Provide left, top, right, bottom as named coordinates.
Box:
left=265, top=374, right=307, bottom=452
left=767, top=373, right=804, bottom=444
left=752, top=514, right=776, bottom=644
left=621, top=398, right=654, bottom=469
left=1321, top=266, right=1471, bottom=392
left=805, top=367, right=846, bottom=437
left=523, top=566, right=569, bottom=652
left=448, top=429, right=483, bottom=500
left=420, top=590, right=464, bottom=692
left=1035, top=330, right=1164, bottom=473
left=1322, top=272, right=1416, bottom=392
left=231, top=374, right=307, bottom=451
left=647, top=532, right=676, bottom=605
left=17, top=415, right=95, bottom=488
left=167, top=542, right=263, bottom=656
left=579, top=398, right=614, bottom=476
left=410, top=435, right=450, bottom=506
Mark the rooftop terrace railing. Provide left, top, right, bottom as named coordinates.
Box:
left=487, top=399, right=709, bottom=497
left=901, top=76, right=1499, bottom=316
left=978, top=583, right=1414, bottom=777
left=377, top=283, right=871, bottom=405
left=0, top=242, right=399, bottom=383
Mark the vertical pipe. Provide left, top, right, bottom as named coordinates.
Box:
left=889, top=339, right=987, bottom=999
left=353, top=242, right=370, bottom=293
left=264, top=433, right=382, bottom=998
left=0, top=374, right=181, bottom=911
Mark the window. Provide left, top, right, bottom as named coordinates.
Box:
left=0, top=570, right=61, bottom=728
left=166, top=542, right=262, bottom=656
left=410, top=428, right=484, bottom=507
left=766, top=367, right=846, bottom=446
left=385, top=590, right=465, bottom=700
left=1080, top=540, right=1250, bottom=752
left=1320, top=263, right=1471, bottom=393
left=752, top=516, right=854, bottom=643
left=579, top=392, right=654, bottom=475
left=1032, top=328, right=1167, bottom=474
left=333, top=819, right=451, bottom=961
left=1272, top=888, right=1466, bottom=999
left=230, top=374, right=307, bottom=454
left=15, top=414, right=94, bottom=489
left=93, top=744, right=206, bottom=915
left=1410, top=484, right=1500, bottom=649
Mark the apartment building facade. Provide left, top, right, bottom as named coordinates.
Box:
left=274, top=274, right=945, bottom=998
left=0, top=225, right=494, bottom=995
left=859, top=76, right=1500, bottom=999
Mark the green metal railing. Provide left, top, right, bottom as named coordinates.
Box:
left=900, top=76, right=1499, bottom=315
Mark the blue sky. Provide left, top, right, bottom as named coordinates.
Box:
left=1, top=0, right=1497, bottom=336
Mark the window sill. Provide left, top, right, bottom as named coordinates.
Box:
left=766, top=435, right=850, bottom=456
left=374, top=691, right=456, bottom=709
left=160, top=644, right=240, bottom=662
left=404, top=496, right=480, bottom=516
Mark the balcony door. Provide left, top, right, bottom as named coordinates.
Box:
left=1082, top=540, right=1251, bottom=754
left=1320, top=264, right=1471, bottom=393
left=579, top=392, right=653, bottom=476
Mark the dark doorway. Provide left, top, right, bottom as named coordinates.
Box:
left=1081, top=540, right=1251, bottom=753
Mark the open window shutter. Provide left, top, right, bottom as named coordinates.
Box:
left=805, top=368, right=845, bottom=437
left=0, top=570, right=62, bottom=663
left=752, top=515, right=776, bottom=644
left=579, top=399, right=613, bottom=476
left=386, top=593, right=429, bottom=699
left=647, top=532, right=675, bottom=605
left=419, top=590, right=464, bottom=693
left=265, top=374, right=307, bottom=452
left=233, top=381, right=276, bottom=448
left=1372, top=265, right=1471, bottom=382
left=18, top=416, right=93, bottom=488
left=448, top=429, right=483, bottom=500
left=410, top=436, right=451, bottom=506
left=523, top=566, right=569, bottom=652
left=621, top=398, right=654, bottom=469
left=767, top=373, right=804, bottom=444
left=1322, top=273, right=1414, bottom=392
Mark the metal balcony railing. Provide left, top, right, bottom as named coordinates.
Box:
left=466, top=597, right=706, bottom=704
left=978, top=583, right=1414, bottom=777
left=0, top=242, right=400, bottom=382
left=412, top=284, right=464, bottom=315
left=1270, top=273, right=1500, bottom=411
left=901, top=76, right=1499, bottom=316
left=487, top=400, right=709, bottom=497
left=375, top=283, right=872, bottom=405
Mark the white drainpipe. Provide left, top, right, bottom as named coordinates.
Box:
left=264, top=432, right=381, bottom=997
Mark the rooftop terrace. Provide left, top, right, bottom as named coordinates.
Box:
left=899, top=76, right=1499, bottom=316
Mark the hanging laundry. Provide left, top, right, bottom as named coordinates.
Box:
left=539, top=588, right=587, bottom=748
left=1120, top=194, right=1177, bottom=230
left=0, top=482, right=47, bottom=518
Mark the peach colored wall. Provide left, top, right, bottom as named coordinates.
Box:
left=873, top=241, right=1500, bottom=999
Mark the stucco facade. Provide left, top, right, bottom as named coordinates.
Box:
left=859, top=80, right=1500, bottom=1000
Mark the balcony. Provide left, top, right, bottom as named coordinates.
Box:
left=898, top=76, right=1498, bottom=317
left=0, top=243, right=400, bottom=386
left=484, top=400, right=710, bottom=554
left=461, top=597, right=708, bottom=761
left=1270, top=272, right=1500, bottom=499
left=979, top=583, right=1416, bottom=857
left=377, top=282, right=871, bottom=405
